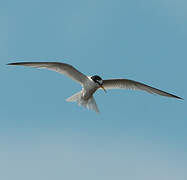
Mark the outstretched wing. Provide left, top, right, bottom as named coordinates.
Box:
left=7, top=62, right=88, bottom=85
left=102, top=79, right=183, bottom=99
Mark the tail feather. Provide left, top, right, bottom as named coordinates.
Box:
left=66, top=91, right=99, bottom=113
left=86, top=96, right=99, bottom=113
left=66, top=91, right=82, bottom=102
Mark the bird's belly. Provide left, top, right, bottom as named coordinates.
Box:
left=82, top=90, right=96, bottom=100
left=82, top=83, right=98, bottom=100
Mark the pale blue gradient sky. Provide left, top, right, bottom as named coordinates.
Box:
left=1, top=0, right=187, bottom=179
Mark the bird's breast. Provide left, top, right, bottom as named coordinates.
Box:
left=82, top=79, right=98, bottom=100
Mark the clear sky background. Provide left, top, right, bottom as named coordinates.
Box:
left=1, top=0, right=187, bottom=179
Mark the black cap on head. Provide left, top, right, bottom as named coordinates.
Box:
left=91, top=75, right=103, bottom=85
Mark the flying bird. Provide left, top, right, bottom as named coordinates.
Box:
left=7, top=62, right=183, bottom=113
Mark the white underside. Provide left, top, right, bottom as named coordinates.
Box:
left=66, top=91, right=99, bottom=113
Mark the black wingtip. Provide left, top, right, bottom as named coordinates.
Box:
left=7, top=63, right=15, bottom=66
left=7, top=62, right=20, bottom=66
left=179, top=97, right=184, bottom=100
left=173, top=95, right=184, bottom=100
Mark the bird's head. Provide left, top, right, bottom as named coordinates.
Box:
left=91, top=75, right=107, bottom=93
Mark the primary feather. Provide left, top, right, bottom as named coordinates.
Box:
left=102, top=79, right=183, bottom=99
left=7, top=62, right=88, bottom=85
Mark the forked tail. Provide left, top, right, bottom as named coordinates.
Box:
left=66, top=91, right=99, bottom=113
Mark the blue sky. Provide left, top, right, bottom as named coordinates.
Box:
left=1, top=0, right=187, bottom=179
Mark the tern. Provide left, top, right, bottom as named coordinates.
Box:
left=8, top=62, right=183, bottom=113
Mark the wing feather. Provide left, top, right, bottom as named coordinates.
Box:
left=7, top=62, right=88, bottom=85
left=102, top=79, right=183, bottom=99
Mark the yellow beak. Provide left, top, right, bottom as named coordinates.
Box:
left=100, top=85, right=107, bottom=93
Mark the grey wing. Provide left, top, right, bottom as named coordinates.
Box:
left=102, top=79, right=183, bottom=99
left=7, top=62, right=88, bottom=85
